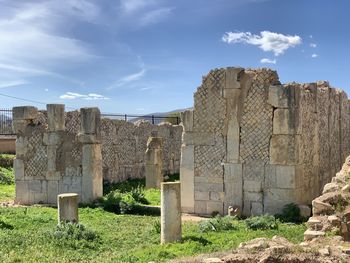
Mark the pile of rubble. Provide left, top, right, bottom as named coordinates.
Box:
left=305, top=156, right=350, bottom=241
left=172, top=236, right=350, bottom=263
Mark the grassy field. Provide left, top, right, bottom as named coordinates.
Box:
left=0, top=184, right=15, bottom=201
left=0, top=164, right=306, bottom=262
left=0, top=206, right=306, bottom=263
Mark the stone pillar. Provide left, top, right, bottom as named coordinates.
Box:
left=12, top=106, right=38, bottom=204
left=44, top=104, right=65, bottom=203
left=180, top=110, right=195, bottom=213
left=161, top=182, right=181, bottom=244
left=57, top=193, right=79, bottom=224
left=78, top=108, right=103, bottom=203
left=145, top=137, right=163, bottom=189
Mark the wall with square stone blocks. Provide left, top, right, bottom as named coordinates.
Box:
left=13, top=104, right=182, bottom=205
left=180, top=67, right=350, bottom=216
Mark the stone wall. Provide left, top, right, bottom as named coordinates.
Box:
left=101, top=119, right=182, bottom=183
left=13, top=105, right=102, bottom=204
left=180, top=67, right=350, bottom=216
left=13, top=104, right=182, bottom=205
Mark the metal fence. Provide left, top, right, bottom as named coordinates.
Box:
left=0, top=109, right=181, bottom=135
left=0, top=108, right=14, bottom=135
left=101, top=113, right=180, bottom=125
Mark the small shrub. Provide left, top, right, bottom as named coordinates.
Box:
left=119, top=193, right=137, bottom=214
left=50, top=222, right=99, bottom=249
left=199, top=216, right=237, bottom=232
left=100, top=190, right=123, bottom=213
left=275, top=203, right=306, bottom=223
left=0, top=167, right=14, bottom=185
left=130, top=186, right=149, bottom=205
left=0, top=154, right=14, bottom=168
left=245, top=215, right=278, bottom=230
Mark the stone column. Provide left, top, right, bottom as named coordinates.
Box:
left=161, top=182, right=181, bottom=244
left=78, top=108, right=103, bottom=203
left=12, top=106, right=38, bottom=204
left=145, top=137, right=163, bottom=189
left=180, top=110, right=195, bottom=213
left=57, top=193, right=79, bottom=224
left=44, top=104, right=65, bottom=204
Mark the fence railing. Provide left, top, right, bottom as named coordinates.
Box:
left=101, top=113, right=180, bottom=125
left=0, top=109, right=181, bottom=135
left=0, top=108, right=14, bottom=135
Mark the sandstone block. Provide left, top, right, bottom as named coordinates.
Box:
left=223, top=163, right=242, bottom=182
left=304, top=230, right=325, bottom=241
left=322, top=183, right=340, bottom=194
left=180, top=110, right=193, bottom=132
left=47, top=104, right=65, bottom=132
left=270, top=135, right=299, bottom=165
left=14, top=159, right=24, bottom=180
left=275, top=165, right=295, bottom=189
left=268, top=85, right=289, bottom=108
left=12, top=106, right=38, bottom=120
left=243, top=180, right=262, bottom=192
left=273, top=108, right=298, bottom=135
left=57, top=193, right=79, bottom=224
left=251, top=202, right=263, bottom=215
left=161, top=182, right=181, bottom=244
left=312, top=199, right=334, bottom=215
left=225, top=67, right=243, bottom=89
left=81, top=144, right=103, bottom=202
left=15, top=181, right=29, bottom=204
left=194, top=200, right=207, bottom=214
left=80, top=107, right=101, bottom=136
left=194, top=191, right=209, bottom=201
left=180, top=145, right=194, bottom=213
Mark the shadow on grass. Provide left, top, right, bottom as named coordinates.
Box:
left=0, top=219, right=14, bottom=230
left=182, top=236, right=212, bottom=246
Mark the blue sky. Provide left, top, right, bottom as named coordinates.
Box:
left=0, top=0, right=349, bottom=113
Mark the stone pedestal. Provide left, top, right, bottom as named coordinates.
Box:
left=161, top=182, right=181, bottom=244
left=57, top=193, right=79, bottom=224
left=145, top=137, right=163, bottom=189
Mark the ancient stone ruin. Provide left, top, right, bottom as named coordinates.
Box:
left=13, top=104, right=182, bottom=205
left=305, top=155, right=350, bottom=241
left=180, top=67, right=350, bottom=216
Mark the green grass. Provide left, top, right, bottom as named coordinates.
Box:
left=0, top=184, right=15, bottom=202
left=144, top=188, right=160, bottom=205
left=0, top=206, right=306, bottom=263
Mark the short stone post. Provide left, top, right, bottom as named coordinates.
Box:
left=161, top=182, right=181, bottom=244
left=145, top=137, right=164, bottom=189
left=78, top=108, right=103, bottom=203
left=57, top=193, right=79, bottom=224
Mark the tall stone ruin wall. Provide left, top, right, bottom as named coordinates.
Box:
left=13, top=104, right=182, bottom=205
left=180, top=67, right=350, bottom=216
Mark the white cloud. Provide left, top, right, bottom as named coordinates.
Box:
left=260, top=58, right=276, bottom=64
left=60, top=92, right=110, bottom=100
left=222, top=31, right=302, bottom=56
left=139, top=7, right=173, bottom=26
left=109, top=68, right=146, bottom=89
left=310, top=43, right=317, bottom=48
left=311, top=54, right=318, bottom=58
left=0, top=1, right=96, bottom=85
left=120, top=0, right=157, bottom=14
left=0, top=80, right=27, bottom=88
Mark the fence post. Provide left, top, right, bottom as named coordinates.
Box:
left=124, top=114, right=127, bottom=122
left=152, top=115, right=155, bottom=125
left=176, top=117, right=179, bottom=125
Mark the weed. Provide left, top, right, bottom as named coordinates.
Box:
left=275, top=203, right=306, bottom=223
left=199, top=216, right=237, bottom=232
left=245, top=215, right=278, bottom=230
